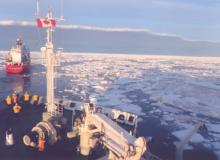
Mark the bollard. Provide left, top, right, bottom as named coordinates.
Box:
left=5, top=129, right=14, bottom=146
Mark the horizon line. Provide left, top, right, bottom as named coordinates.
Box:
left=0, top=50, right=219, bottom=58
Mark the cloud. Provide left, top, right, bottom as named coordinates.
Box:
left=0, top=20, right=217, bottom=43
left=0, top=20, right=35, bottom=26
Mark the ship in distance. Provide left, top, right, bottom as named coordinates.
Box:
left=5, top=38, right=30, bottom=74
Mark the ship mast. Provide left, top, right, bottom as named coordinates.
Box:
left=23, top=2, right=149, bottom=159
left=45, top=10, right=56, bottom=116
left=36, top=0, right=40, bottom=18
left=36, top=0, right=61, bottom=117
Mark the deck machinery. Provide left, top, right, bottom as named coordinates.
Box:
left=23, top=1, right=148, bottom=160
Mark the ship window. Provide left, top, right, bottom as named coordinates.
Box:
left=70, top=103, right=76, bottom=108
left=128, top=116, right=134, bottom=122
left=118, top=114, right=125, bottom=120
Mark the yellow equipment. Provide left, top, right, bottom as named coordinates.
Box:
left=5, top=96, right=12, bottom=105
left=13, top=104, right=21, bottom=114
left=23, top=92, right=30, bottom=101
left=33, top=95, right=39, bottom=102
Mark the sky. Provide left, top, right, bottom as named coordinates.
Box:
left=0, top=0, right=220, bottom=42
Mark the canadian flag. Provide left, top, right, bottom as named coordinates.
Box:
left=37, top=18, right=56, bottom=28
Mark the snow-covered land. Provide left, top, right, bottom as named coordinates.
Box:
left=1, top=51, right=220, bottom=159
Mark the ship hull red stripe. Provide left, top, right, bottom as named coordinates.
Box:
left=5, top=64, right=29, bottom=74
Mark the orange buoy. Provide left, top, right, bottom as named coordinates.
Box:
left=13, top=103, right=21, bottom=114
left=23, top=91, right=30, bottom=101
left=38, top=137, right=46, bottom=151
left=5, top=96, right=12, bottom=105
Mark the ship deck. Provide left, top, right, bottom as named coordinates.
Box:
left=0, top=97, right=88, bottom=160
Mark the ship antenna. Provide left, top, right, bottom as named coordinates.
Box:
left=60, top=0, right=64, bottom=20
left=36, top=0, right=40, bottom=18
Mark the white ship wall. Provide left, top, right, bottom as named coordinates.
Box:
left=11, top=52, right=21, bottom=63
